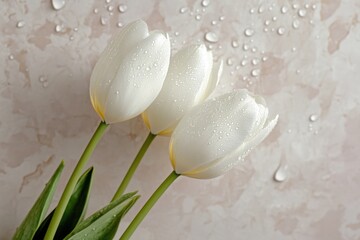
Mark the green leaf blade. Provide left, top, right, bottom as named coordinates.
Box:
left=64, top=192, right=139, bottom=240
left=33, top=167, right=94, bottom=239
left=12, top=161, right=65, bottom=240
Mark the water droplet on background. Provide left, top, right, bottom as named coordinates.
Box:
left=16, top=20, right=25, bottom=28
left=100, top=17, right=108, bottom=25
left=201, top=0, right=210, bottom=7
left=204, top=31, right=219, bottom=43
left=55, top=24, right=63, bottom=32
left=280, top=6, right=288, bottom=14
left=298, top=9, right=307, bottom=17
left=179, top=7, right=187, bottom=14
left=244, top=28, right=255, bottom=37
left=292, top=20, right=300, bottom=29
left=195, top=15, right=201, bottom=20
left=8, top=54, right=14, bottom=60
left=251, top=68, right=260, bottom=77
left=309, top=114, right=318, bottom=122
left=51, top=0, right=66, bottom=11
left=277, top=27, right=286, bottom=35
left=274, top=165, right=287, bottom=182
left=118, top=4, right=127, bottom=13
left=231, top=39, right=239, bottom=48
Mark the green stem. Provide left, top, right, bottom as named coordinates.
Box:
left=119, top=171, right=180, bottom=240
left=44, top=121, right=108, bottom=240
left=112, top=132, right=156, bottom=201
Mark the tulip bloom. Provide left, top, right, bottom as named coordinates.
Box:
left=169, top=90, right=279, bottom=179
left=90, top=20, right=171, bottom=124
left=142, top=44, right=223, bottom=135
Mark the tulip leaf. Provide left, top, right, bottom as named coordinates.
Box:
left=33, top=167, right=94, bottom=240
left=64, top=192, right=140, bottom=240
left=12, top=161, right=65, bottom=240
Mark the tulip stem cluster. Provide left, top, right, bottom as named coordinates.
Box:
left=119, top=171, right=180, bottom=240
left=44, top=121, right=108, bottom=240
left=112, top=132, right=157, bottom=201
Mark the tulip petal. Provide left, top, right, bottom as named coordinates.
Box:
left=171, top=90, right=261, bottom=175
left=201, top=60, right=223, bottom=100
left=144, top=44, right=214, bottom=134
left=103, top=32, right=171, bottom=123
left=186, top=115, right=279, bottom=179
left=90, top=20, right=149, bottom=121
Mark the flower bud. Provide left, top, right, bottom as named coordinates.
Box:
left=142, top=44, right=223, bottom=135
left=90, top=20, right=171, bottom=124
left=169, top=90, right=279, bottom=179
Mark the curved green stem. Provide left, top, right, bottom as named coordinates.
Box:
left=119, top=171, right=180, bottom=240
left=44, top=121, right=108, bottom=240
left=112, top=132, right=156, bottom=201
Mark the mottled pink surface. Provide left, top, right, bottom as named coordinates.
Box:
left=1, top=0, right=360, bottom=239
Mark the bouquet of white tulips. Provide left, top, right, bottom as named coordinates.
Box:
left=12, top=20, right=278, bottom=240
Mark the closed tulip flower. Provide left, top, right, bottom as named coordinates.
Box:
left=90, top=20, right=171, bottom=124
left=169, top=90, right=279, bottom=179
left=142, top=44, right=223, bottom=135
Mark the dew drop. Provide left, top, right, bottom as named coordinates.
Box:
left=264, top=20, right=270, bottom=26
left=117, top=22, right=123, bottom=28
left=51, top=0, right=66, bottom=11
left=272, top=16, right=277, bottom=21
left=244, top=28, right=255, bottom=37
left=231, top=39, right=239, bottom=48
left=93, top=8, right=99, bottom=14
left=201, top=0, right=210, bottom=7
left=298, top=9, right=307, bottom=17
left=211, top=20, right=217, bottom=25
left=226, top=57, right=234, bottom=66
left=277, top=27, right=286, bottom=35
left=219, top=16, right=225, bottom=21
left=241, top=59, right=247, bottom=66
left=249, top=8, right=255, bottom=14
left=280, top=6, right=288, bottom=14
left=107, top=5, right=114, bottom=12
left=204, top=31, right=219, bottom=43
left=258, top=5, right=265, bottom=13
left=292, top=19, right=300, bottom=29
left=262, top=56, right=268, bottom=62
left=274, top=165, right=287, bottom=182
left=251, top=68, right=260, bottom=77
left=195, top=15, right=201, bottom=20
left=309, top=114, right=318, bottom=122
left=55, top=24, right=63, bottom=32
left=116, top=90, right=119, bottom=95
left=242, top=43, right=249, bottom=51
left=118, top=4, right=128, bottom=13
left=8, top=54, right=14, bottom=60
left=16, top=20, right=25, bottom=28
left=179, top=7, right=187, bottom=13
left=100, top=17, right=108, bottom=25
left=251, top=58, right=259, bottom=65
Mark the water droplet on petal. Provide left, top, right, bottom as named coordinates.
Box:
left=204, top=31, right=219, bottom=43
left=51, top=0, right=66, bottom=10
left=16, top=20, right=25, bottom=28
left=244, top=28, right=255, bottom=37
left=118, top=4, right=127, bottom=13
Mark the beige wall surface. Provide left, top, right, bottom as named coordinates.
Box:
left=1, top=0, right=360, bottom=239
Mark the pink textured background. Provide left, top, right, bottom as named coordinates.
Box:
left=1, top=0, right=360, bottom=239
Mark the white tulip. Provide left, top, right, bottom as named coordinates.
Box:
left=142, top=44, right=223, bottom=135
left=169, top=90, right=279, bottom=179
left=90, top=20, right=171, bottom=124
